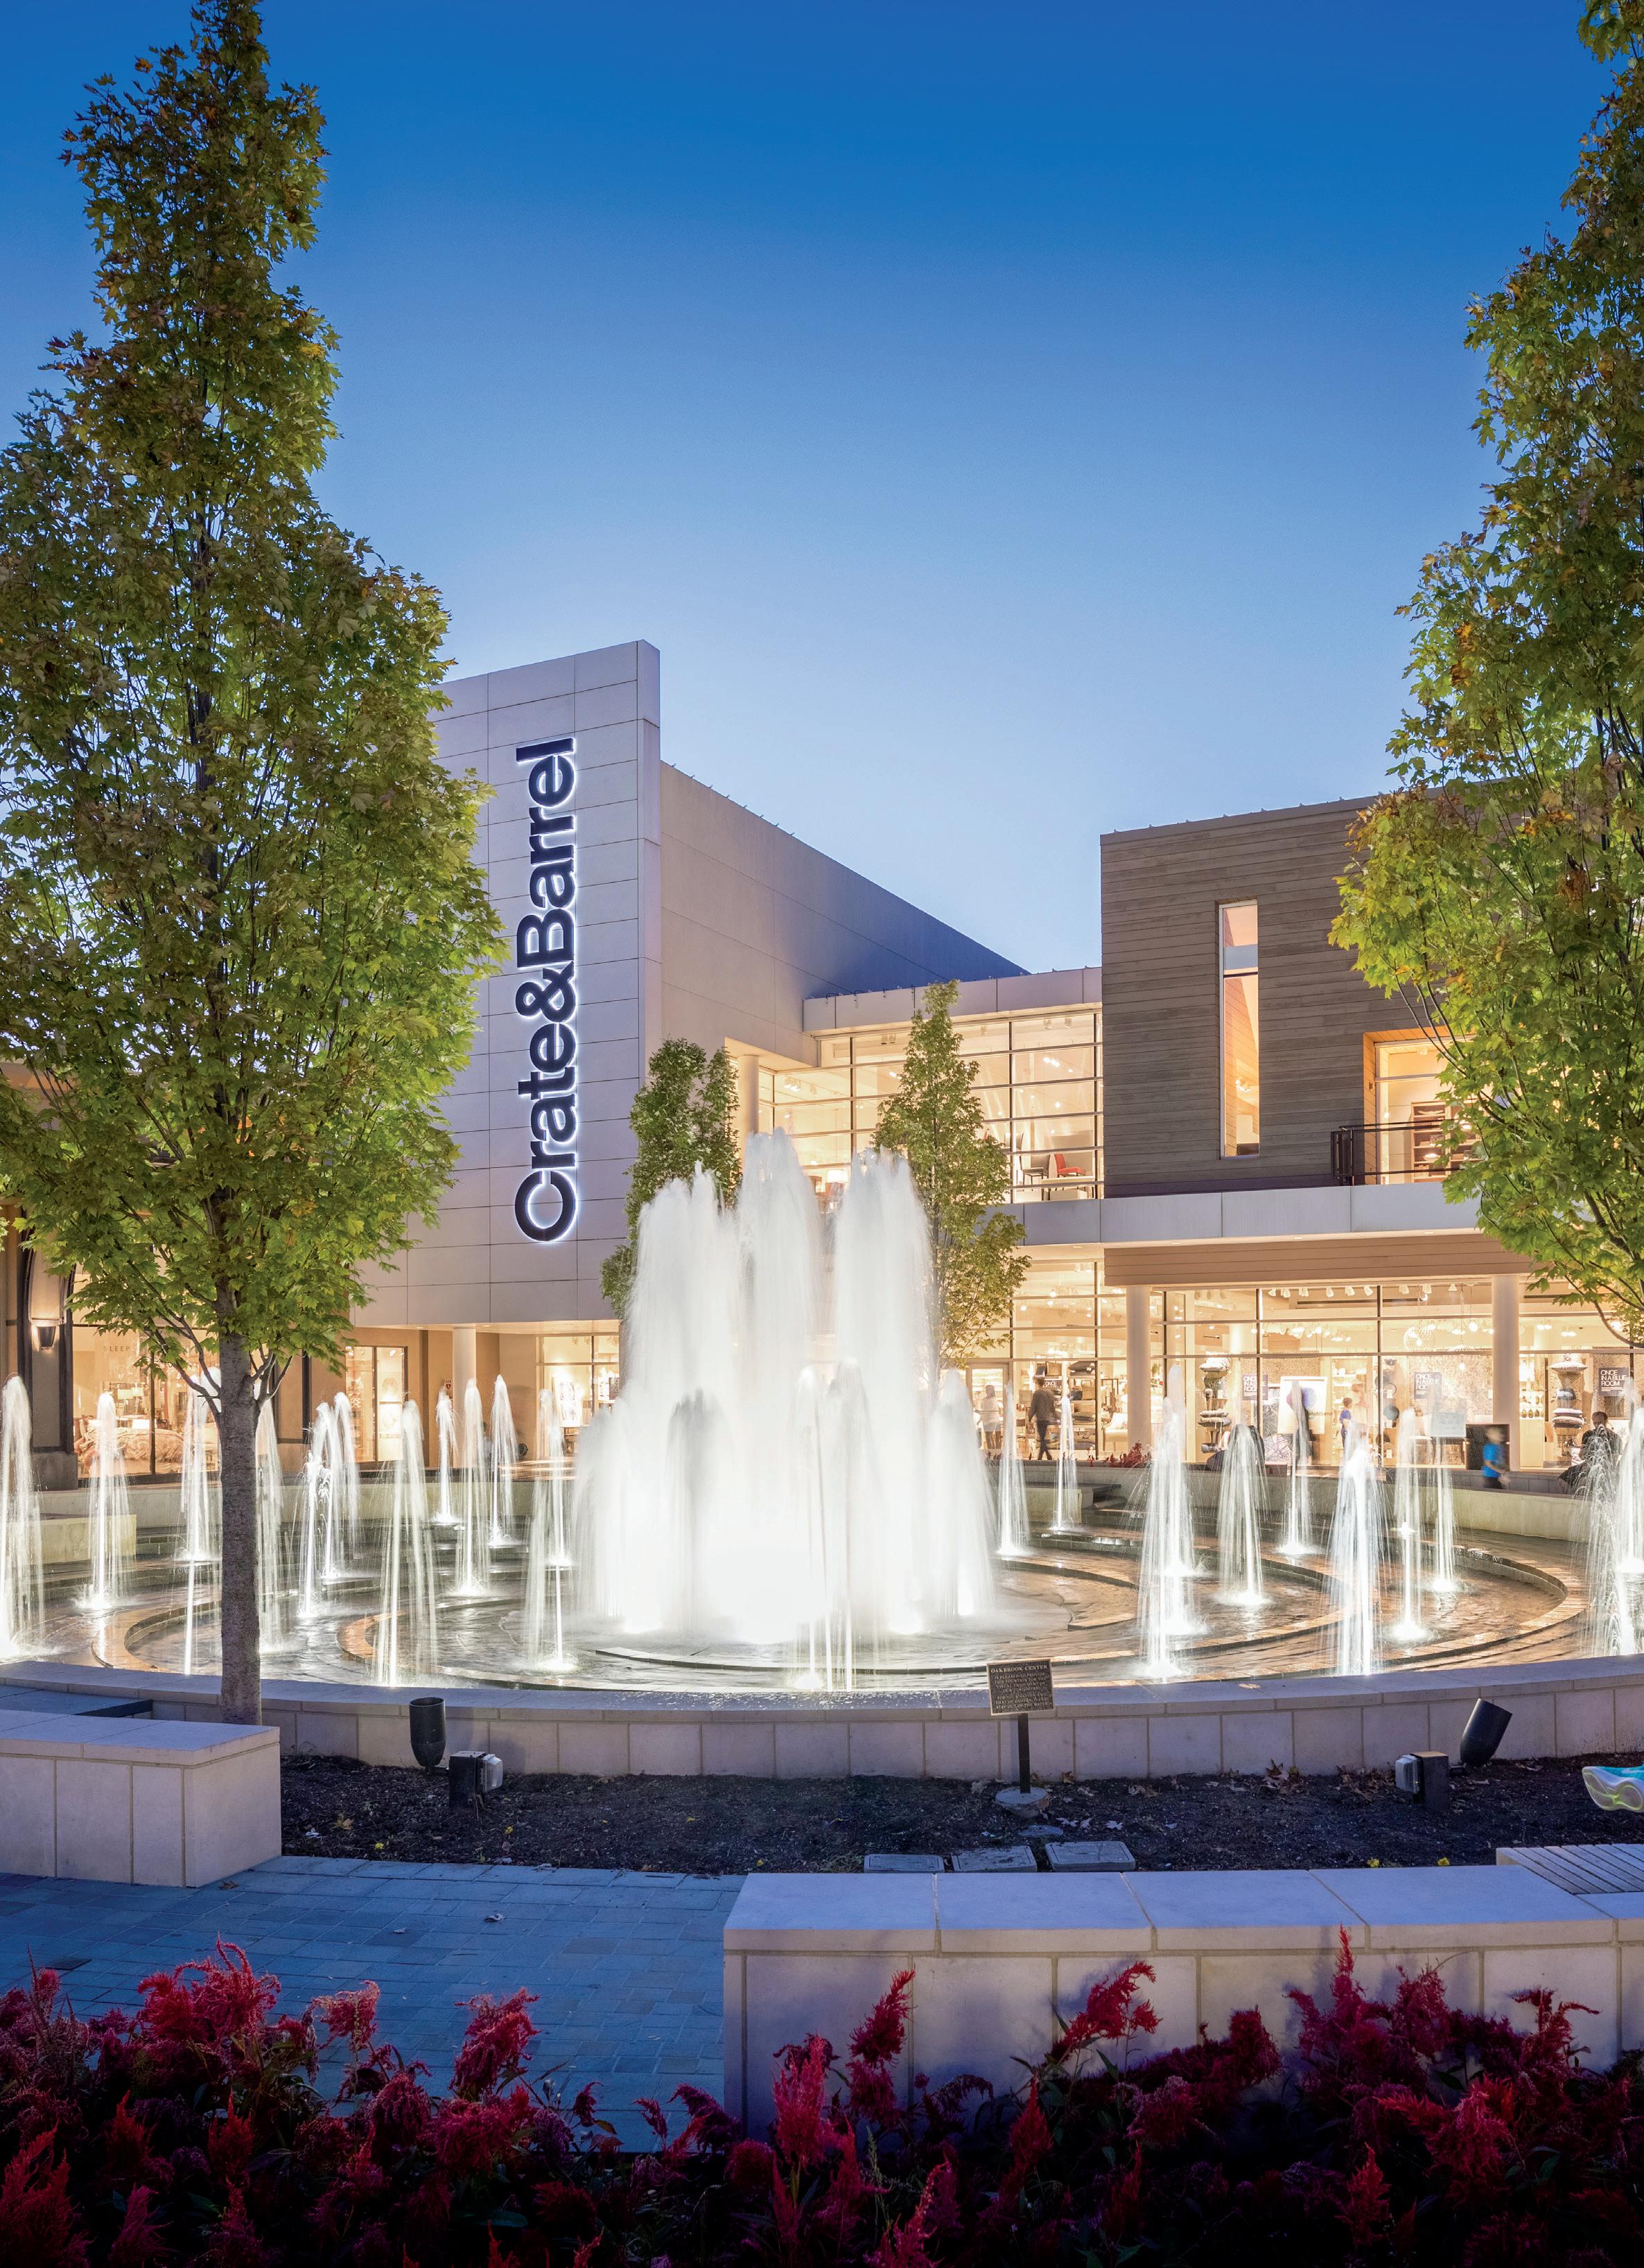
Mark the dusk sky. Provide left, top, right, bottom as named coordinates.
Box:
left=0, top=4, right=1606, bottom=970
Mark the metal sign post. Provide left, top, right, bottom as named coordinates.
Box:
left=986, top=1659, right=1056, bottom=1795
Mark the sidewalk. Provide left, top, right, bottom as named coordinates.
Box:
left=0, top=1858, right=743, bottom=2148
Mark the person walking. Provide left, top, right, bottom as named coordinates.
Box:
left=979, top=1383, right=1002, bottom=1457
left=1028, top=1373, right=1057, bottom=1463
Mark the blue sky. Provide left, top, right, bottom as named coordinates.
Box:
left=0, top=3, right=1606, bottom=970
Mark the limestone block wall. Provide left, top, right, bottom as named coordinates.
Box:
left=2, top=1653, right=1642, bottom=1783
left=722, top=1865, right=1643, bottom=2132
left=0, top=1714, right=281, bottom=1886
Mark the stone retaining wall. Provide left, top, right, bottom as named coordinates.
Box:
left=1, top=1650, right=1641, bottom=1780
left=0, top=1712, right=281, bottom=1886
left=722, top=1860, right=1644, bottom=2131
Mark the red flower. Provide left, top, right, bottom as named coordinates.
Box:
left=1050, top=1961, right=1159, bottom=2064
left=137, top=1943, right=277, bottom=2050
left=1338, top=2149, right=1391, bottom=2247
left=850, top=1971, right=913, bottom=2066
left=451, top=1989, right=538, bottom=2097
left=433, top=2090, right=532, bottom=2182
left=0, top=2128, right=86, bottom=2268
left=1000, top=2080, right=1053, bottom=2203
left=102, top=2095, right=164, bottom=2192
left=845, top=1970, right=913, bottom=2127
left=869, top=2161, right=952, bottom=2268
left=532, top=2175, right=600, bottom=2243
left=1102, top=2147, right=1146, bottom=2245
left=727, top=2138, right=776, bottom=2193
left=206, top=2100, right=255, bottom=2184
left=202, top=2183, right=267, bottom=2268
left=106, top=2186, right=166, bottom=2268
left=771, top=2034, right=832, bottom=2171
left=313, top=1983, right=381, bottom=2054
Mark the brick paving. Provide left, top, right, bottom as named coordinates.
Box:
left=0, top=1858, right=743, bottom=2148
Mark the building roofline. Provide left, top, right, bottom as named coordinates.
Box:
left=805, top=967, right=1101, bottom=1031
left=1099, top=792, right=1380, bottom=848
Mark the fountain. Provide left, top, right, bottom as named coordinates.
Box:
left=1214, top=1421, right=1266, bottom=1607
left=372, top=1400, right=440, bottom=1685
left=333, top=1391, right=361, bottom=1556
left=1328, top=1430, right=1383, bottom=1676
left=1389, top=1406, right=1428, bottom=1644
left=174, top=1381, right=219, bottom=1674
left=926, top=1370, right=997, bottom=1621
left=1045, top=1385, right=1082, bottom=1537
left=432, top=1386, right=458, bottom=1528
left=1136, top=1402, right=1201, bottom=1676
left=577, top=1136, right=995, bottom=1675
left=1586, top=1423, right=1638, bottom=1655
left=1613, top=1408, right=1644, bottom=1576
left=256, top=1402, right=289, bottom=1652
left=1277, top=1383, right=1315, bottom=1557
left=177, top=1384, right=216, bottom=1566
left=0, top=1377, right=42, bottom=1660
left=80, top=1392, right=134, bottom=1612
left=489, top=1375, right=519, bottom=1546
left=523, top=1386, right=574, bottom=1670
left=297, top=1399, right=348, bottom=1619
left=1428, top=1430, right=1459, bottom=1596
left=994, top=1381, right=1030, bottom=1559
left=453, top=1377, right=491, bottom=1597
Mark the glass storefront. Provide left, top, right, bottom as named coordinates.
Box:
left=1164, top=1279, right=1496, bottom=1468
left=1520, top=1293, right=1641, bottom=1470
left=954, top=1256, right=1160, bottom=1464
left=342, top=1344, right=406, bottom=1465
left=767, top=1009, right=1102, bottom=1209
left=536, top=1323, right=620, bottom=1442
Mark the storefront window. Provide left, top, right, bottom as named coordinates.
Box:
left=536, top=1324, right=620, bottom=1447
left=73, top=1327, right=158, bottom=1477
left=1160, top=1280, right=1496, bottom=1469
left=793, top=1008, right=1101, bottom=1207
left=1520, top=1293, right=1641, bottom=1470
left=343, top=1345, right=405, bottom=1466
left=1372, top=1038, right=1456, bottom=1181
left=1219, top=903, right=1259, bottom=1156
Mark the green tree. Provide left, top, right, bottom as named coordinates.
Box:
left=1335, top=1, right=1644, bottom=1338
left=873, top=981, right=1028, bottom=1367
left=601, top=1040, right=742, bottom=1318
left=0, top=1, right=502, bottom=1721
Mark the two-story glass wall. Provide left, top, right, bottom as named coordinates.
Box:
left=767, top=1008, right=1102, bottom=1208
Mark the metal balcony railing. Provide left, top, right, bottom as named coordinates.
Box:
left=1331, top=1113, right=1473, bottom=1187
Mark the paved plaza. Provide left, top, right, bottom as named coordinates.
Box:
left=0, top=1858, right=743, bottom=2148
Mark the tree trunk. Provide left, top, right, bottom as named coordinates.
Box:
left=216, top=1333, right=261, bottom=1725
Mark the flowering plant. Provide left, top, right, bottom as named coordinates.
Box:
left=0, top=1930, right=1638, bottom=2263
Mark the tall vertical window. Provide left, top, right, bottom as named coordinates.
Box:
left=1219, top=901, right=1259, bottom=1155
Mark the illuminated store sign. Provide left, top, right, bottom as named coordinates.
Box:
left=512, top=735, right=579, bottom=1244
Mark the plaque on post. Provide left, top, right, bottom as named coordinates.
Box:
left=986, top=1659, right=1056, bottom=1799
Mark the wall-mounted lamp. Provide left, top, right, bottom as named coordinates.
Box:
left=29, top=1320, right=59, bottom=1354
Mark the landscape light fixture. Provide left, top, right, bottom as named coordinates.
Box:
left=1458, top=1699, right=1513, bottom=1768
left=408, top=1695, right=446, bottom=1772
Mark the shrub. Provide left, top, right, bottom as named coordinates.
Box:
left=0, top=1931, right=1640, bottom=2262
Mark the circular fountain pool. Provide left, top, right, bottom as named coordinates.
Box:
left=33, top=1494, right=1588, bottom=1697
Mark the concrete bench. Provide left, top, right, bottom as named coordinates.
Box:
left=0, top=1714, right=280, bottom=1887
left=723, top=1864, right=1643, bottom=2132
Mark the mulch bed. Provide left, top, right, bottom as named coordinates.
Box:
left=281, top=1748, right=1644, bottom=1874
